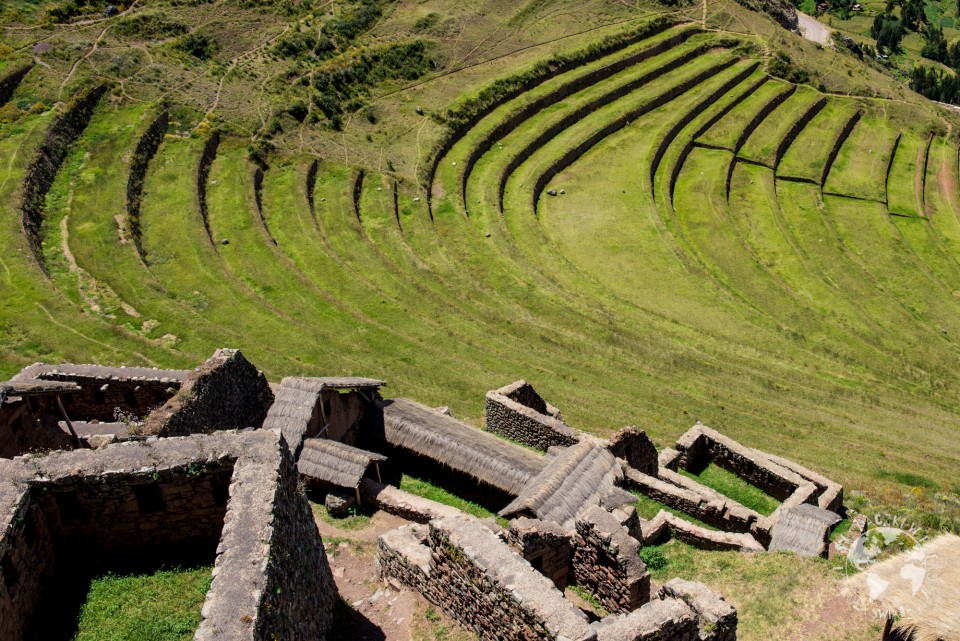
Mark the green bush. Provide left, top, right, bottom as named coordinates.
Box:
left=639, top=545, right=668, bottom=571
left=115, top=12, right=188, bottom=39
left=176, top=33, right=219, bottom=60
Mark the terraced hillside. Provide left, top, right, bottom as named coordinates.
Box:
left=2, top=0, right=960, bottom=504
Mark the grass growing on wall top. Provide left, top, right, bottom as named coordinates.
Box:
left=679, top=464, right=781, bottom=517
left=73, top=565, right=212, bottom=641
left=399, top=473, right=510, bottom=527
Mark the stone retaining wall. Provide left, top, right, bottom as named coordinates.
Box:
left=142, top=349, right=274, bottom=436
left=485, top=381, right=579, bottom=451
left=572, top=506, right=650, bottom=613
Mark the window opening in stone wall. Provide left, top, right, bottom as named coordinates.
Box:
left=56, top=491, right=86, bottom=523
left=134, top=484, right=166, bottom=514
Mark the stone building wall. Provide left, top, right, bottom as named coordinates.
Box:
left=143, top=349, right=274, bottom=436
left=321, top=389, right=368, bottom=444
left=505, top=516, right=572, bottom=589
left=379, top=515, right=596, bottom=641
left=0, top=397, right=74, bottom=458
left=13, top=363, right=185, bottom=422
left=0, top=430, right=336, bottom=641
left=658, top=579, right=737, bottom=641
left=607, top=427, right=658, bottom=476
left=571, top=506, right=650, bottom=614
left=675, top=424, right=802, bottom=501
left=485, top=382, right=580, bottom=451
left=592, top=598, right=698, bottom=641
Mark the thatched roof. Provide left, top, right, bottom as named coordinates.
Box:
left=297, top=438, right=386, bottom=488
left=768, top=504, right=841, bottom=557
left=843, top=533, right=960, bottom=641
left=499, top=442, right=635, bottom=528
left=282, top=376, right=386, bottom=392
left=380, top=398, right=546, bottom=496
left=261, top=384, right=320, bottom=454
left=1, top=379, right=81, bottom=398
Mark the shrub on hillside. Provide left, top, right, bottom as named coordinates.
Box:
left=176, top=33, right=219, bottom=60
left=115, top=12, right=188, bottom=39
left=310, top=39, right=434, bottom=118
left=322, top=0, right=385, bottom=44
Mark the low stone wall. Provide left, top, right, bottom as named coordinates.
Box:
left=572, top=506, right=649, bottom=614
left=379, top=515, right=596, bottom=641
left=0, top=430, right=336, bottom=641
left=592, top=597, right=698, bottom=641
left=485, top=381, right=579, bottom=451
left=658, top=579, right=737, bottom=641
left=143, top=349, right=274, bottom=436
left=639, top=511, right=764, bottom=553
left=607, top=427, right=658, bottom=476
left=675, top=424, right=803, bottom=501
left=506, top=516, right=572, bottom=589
left=359, top=478, right=465, bottom=523
left=764, top=453, right=843, bottom=513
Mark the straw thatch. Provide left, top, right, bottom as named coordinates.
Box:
left=297, top=438, right=386, bottom=488
left=499, top=442, right=636, bottom=528
left=261, top=384, right=320, bottom=453
left=380, top=398, right=546, bottom=496
left=282, top=376, right=386, bottom=392
left=768, top=503, right=841, bottom=557
left=843, top=533, right=960, bottom=641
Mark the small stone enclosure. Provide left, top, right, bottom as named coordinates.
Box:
left=0, top=430, right=335, bottom=641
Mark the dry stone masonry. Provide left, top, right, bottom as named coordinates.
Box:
left=485, top=380, right=581, bottom=451
left=0, top=430, right=336, bottom=641
left=142, top=348, right=274, bottom=437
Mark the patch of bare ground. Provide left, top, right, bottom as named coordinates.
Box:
left=316, top=508, right=478, bottom=641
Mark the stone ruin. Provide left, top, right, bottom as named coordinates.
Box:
left=1, top=348, right=274, bottom=454
left=368, top=379, right=845, bottom=640
left=0, top=430, right=335, bottom=641
left=0, top=360, right=847, bottom=641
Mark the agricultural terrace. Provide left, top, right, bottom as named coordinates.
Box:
left=1, top=0, right=960, bottom=522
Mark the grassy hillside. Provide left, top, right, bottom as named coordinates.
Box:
left=2, top=0, right=960, bottom=512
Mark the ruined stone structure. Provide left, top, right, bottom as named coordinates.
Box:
left=378, top=513, right=736, bottom=641
left=0, top=380, right=79, bottom=457
left=485, top=380, right=581, bottom=451
left=572, top=506, right=650, bottom=614
left=0, top=430, right=336, bottom=641
left=11, top=362, right=187, bottom=422
left=142, top=348, right=274, bottom=437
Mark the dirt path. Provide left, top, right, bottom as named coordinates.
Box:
left=316, top=510, right=476, bottom=641
left=796, top=12, right=831, bottom=46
